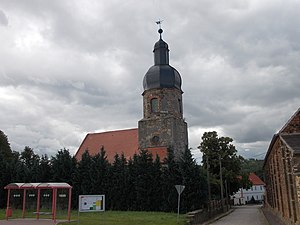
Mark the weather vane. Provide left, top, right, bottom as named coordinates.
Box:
left=155, top=19, right=164, bottom=38
left=156, top=19, right=163, bottom=29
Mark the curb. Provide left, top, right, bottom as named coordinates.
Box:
left=201, top=209, right=235, bottom=225
left=261, top=207, right=285, bottom=225
left=259, top=207, right=270, bottom=225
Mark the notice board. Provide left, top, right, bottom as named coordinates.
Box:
left=78, top=195, right=105, bottom=212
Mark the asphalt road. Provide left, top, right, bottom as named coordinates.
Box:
left=210, top=205, right=268, bottom=225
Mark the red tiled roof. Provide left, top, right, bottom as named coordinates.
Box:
left=75, top=128, right=139, bottom=162
left=249, top=173, right=265, bottom=185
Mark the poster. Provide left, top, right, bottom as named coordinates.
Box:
left=79, top=195, right=105, bottom=212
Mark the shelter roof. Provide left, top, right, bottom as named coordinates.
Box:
left=4, top=182, right=72, bottom=189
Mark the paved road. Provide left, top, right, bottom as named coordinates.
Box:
left=210, top=205, right=268, bottom=225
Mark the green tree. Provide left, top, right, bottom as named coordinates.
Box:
left=149, top=155, right=162, bottom=211
left=110, top=153, right=129, bottom=210
left=14, top=146, right=40, bottom=182
left=0, top=130, right=12, bottom=160
left=90, top=148, right=110, bottom=197
left=179, top=148, right=206, bottom=212
left=75, top=150, right=93, bottom=194
left=241, top=158, right=264, bottom=180
left=127, top=154, right=139, bottom=210
left=38, top=154, right=52, bottom=182
left=161, top=147, right=182, bottom=212
left=199, top=131, right=246, bottom=198
left=134, top=149, right=156, bottom=211
left=51, top=148, right=76, bottom=184
left=0, top=130, right=13, bottom=207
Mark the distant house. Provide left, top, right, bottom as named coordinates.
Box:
left=232, top=173, right=265, bottom=205
left=263, top=108, right=300, bottom=224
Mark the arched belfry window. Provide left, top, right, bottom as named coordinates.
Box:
left=151, top=98, right=159, bottom=113
left=178, top=99, right=182, bottom=114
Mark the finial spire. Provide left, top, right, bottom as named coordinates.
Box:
left=156, top=20, right=163, bottom=39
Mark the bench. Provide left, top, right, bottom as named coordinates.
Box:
left=33, top=211, right=53, bottom=215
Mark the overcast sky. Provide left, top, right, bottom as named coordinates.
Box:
left=0, top=0, right=299, bottom=162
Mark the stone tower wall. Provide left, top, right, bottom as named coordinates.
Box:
left=139, top=88, right=188, bottom=159
left=142, top=88, right=183, bottom=119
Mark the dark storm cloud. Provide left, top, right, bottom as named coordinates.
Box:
left=0, top=0, right=299, bottom=158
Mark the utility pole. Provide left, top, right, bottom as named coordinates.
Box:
left=206, top=155, right=211, bottom=213
left=225, top=179, right=229, bottom=210
left=219, top=154, right=225, bottom=212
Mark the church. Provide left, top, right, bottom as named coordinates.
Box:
left=75, top=28, right=188, bottom=162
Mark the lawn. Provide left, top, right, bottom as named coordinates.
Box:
left=0, top=209, right=187, bottom=225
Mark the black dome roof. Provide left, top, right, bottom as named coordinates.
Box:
left=143, top=30, right=182, bottom=92
left=143, top=65, right=182, bottom=91
left=154, top=38, right=168, bottom=51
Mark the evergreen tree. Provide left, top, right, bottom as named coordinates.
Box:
left=51, top=148, right=76, bottom=184
left=0, top=130, right=12, bottom=160
left=127, top=154, right=138, bottom=210
left=0, top=130, right=12, bottom=207
left=90, top=148, right=110, bottom=196
left=12, top=146, right=39, bottom=182
left=76, top=150, right=93, bottom=194
left=179, top=148, right=206, bottom=212
left=110, top=153, right=128, bottom=210
left=148, top=155, right=162, bottom=211
left=0, top=150, right=10, bottom=207
left=134, top=149, right=156, bottom=211
left=161, top=147, right=182, bottom=212
left=38, top=154, right=52, bottom=182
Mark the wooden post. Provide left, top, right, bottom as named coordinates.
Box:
left=68, top=188, right=72, bottom=222
left=36, top=189, right=41, bottom=220
left=6, top=189, right=11, bottom=220
left=22, top=189, right=26, bottom=218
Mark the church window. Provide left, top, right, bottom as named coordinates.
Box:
left=151, top=98, right=159, bottom=113
left=178, top=99, right=182, bottom=114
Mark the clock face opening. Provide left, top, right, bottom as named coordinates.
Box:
left=151, top=136, right=160, bottom=145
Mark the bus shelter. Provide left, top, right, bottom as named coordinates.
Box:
left=4, top=182, right=72, bottom=222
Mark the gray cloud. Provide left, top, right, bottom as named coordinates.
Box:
left=0, top=0, right=299, bottom=160
left=0, top=9, right=8, bottom=26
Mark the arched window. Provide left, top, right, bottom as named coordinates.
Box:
left=178, top=99, right=182, bottom=114
left=151, top=98, right=159, bottom=113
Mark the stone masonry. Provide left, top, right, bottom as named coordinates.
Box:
left=264, top=108, right=300, bottom=225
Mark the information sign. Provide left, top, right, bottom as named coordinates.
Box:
left=79, top=195, right=105, bottom=212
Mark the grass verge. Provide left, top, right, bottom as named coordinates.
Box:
left=0, top=209, right=187, bottom=225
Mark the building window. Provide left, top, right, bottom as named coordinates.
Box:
left=151, top=98, right=159, bottom=113
left=178, top=99, right=182, bottom=114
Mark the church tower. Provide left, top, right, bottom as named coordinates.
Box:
left=138, top=28, right=188, bottom=159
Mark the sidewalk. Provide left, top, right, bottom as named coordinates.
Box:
left=200, top=208, right=235, bottom=225
left=261, top=207, right=285, bottom=225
